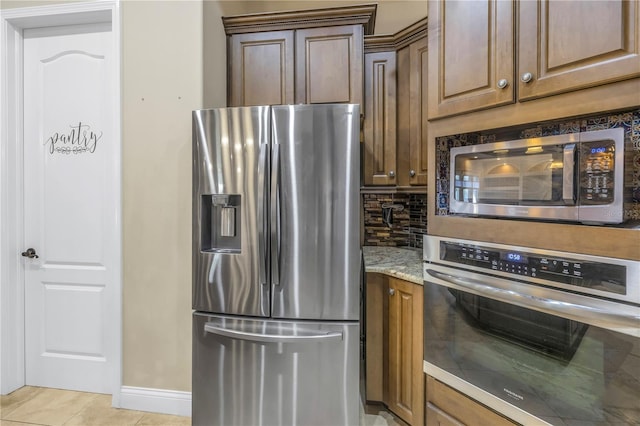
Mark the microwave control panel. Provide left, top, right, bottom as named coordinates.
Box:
left=439, top=241, right=626, bottom=296
left=579, top=139, right=616, bottom=205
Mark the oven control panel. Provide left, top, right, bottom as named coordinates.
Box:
left=440, top=241, right=626, bottom=296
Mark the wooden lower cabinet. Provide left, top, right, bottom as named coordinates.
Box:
left=388, top=277, right=424, bottom=426
left=425, top=375, right=516, bottom=426
left=365, top=273, right=385, bottom=402
left=365, top=273, right=424, bottom=426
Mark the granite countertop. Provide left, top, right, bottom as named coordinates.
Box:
left=362, top=246, right=424, bottom=285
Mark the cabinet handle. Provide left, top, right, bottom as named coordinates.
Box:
left=389, top=288, right=395, bottom=296
left=497, top=78, right=508, bottom=89
left=388, top=170, right=395, bottom=178
left=520, top=72, right=533, bottom=83
left=409, top=169, right=416, bottom=177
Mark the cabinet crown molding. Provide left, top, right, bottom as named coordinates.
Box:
left=365, top=17, right=427, bottom=53
left=222, top=3, right=377, bottom=35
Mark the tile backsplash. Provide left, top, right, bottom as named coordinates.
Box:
left=434, top=108, right=640, bottom=220
left=363, top=192, right=427, bottom=248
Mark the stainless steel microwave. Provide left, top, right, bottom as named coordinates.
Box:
left=449, top=128, right=624, bottom=224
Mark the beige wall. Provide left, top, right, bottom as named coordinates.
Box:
left=121, top=0, right=202, bottom=391
left=3, top=0, right=425, bottom=393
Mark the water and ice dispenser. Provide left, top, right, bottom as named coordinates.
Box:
left=201, top=194, right=241, bottom=253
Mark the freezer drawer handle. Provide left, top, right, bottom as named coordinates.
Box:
left=204, top=323, right=343, bottom=343
left=426, top=268, right=640, bottom=330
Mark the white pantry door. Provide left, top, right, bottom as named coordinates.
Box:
left=23, top=23, right=116, bottom=394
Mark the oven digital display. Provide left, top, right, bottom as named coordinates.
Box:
left=502, top=251, right=528, bottom=264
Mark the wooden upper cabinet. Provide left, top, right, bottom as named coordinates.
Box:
left=228, top=31, right=294, bottom=107
left=428, top=0, right=640, bottom=118
left=398, top=35, right=428, bottom=187
left=222, top=4, right=376, bottom=107
left=364, top=51, right=397, bottom=185
left=428, top=0, right=514, bottom=119
left=295, top=25, right=364, bottom=105
left=408, top=36, right=428, bottom=186
left=364, top=18, right=428, bottom=188
left=518, top=0, right=640, bottom=101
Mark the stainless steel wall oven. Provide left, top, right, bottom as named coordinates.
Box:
left=423, top=235, right=640, bottom=425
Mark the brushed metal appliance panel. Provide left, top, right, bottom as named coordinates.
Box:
left=270, top=104, right=361, bottom=320
left=192, top=107, right=270, bottom=316
left=192, top=313, right=360, bottom=426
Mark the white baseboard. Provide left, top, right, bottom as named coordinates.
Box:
left=119, top=386, right=191, bottom=417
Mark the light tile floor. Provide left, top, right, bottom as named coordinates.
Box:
left=1, top=387, right=190, bottom=426
left=0, top=386, right=404, bottom=426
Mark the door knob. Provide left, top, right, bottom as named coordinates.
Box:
left=389, top=288, right=395, bottom=296
left=21, top=248, right=39, bottom=259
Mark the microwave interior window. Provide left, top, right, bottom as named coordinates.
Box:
left=453, top=146, right=566, bottom=205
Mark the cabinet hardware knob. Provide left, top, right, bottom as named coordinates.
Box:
left=388, top=170, right=395, bottom=178
left=520, top=72, right=533, bottom=83
left=389, top=288, right=395, bottom=296
left=497, top=79, right=509, bottom=89
left=409, top=169, right=416, bottom=177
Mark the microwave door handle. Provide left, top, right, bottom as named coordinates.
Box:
left=426, top=268, right=639, bottom=330
left=563, top=143, right=576, bottom=205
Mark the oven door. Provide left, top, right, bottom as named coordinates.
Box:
left=423, top=263, right=640, bottom=425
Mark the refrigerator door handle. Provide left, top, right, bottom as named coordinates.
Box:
left=258, top=143, right=268, bottom=286
left=204, top=322, right=343, bottom=343
left=270, top=143, right=281, bottom=286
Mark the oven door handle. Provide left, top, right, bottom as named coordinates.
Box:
left=426, top=268, right=640, bottom=331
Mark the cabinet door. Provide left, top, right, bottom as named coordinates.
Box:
left=397, top=38, right=428, bottom=188
left=228, top=31, right=294, bottom=106
left=518, top=0, right=640, bottom=101
left=426, top=375, right=516, bottom=426
left=426, top=402, right=464, bottom=426
left=409, top=36, right=428, bottom=186
left=365, top=273, right=385, bottom=402
left=388, top=278, right=424, bottom=426
left=363, top=51, right=397, bottom=186
left=397, top=46, right=411, bottom=188
left=427, top=0, right=514, bottom=118
left=295, top=25, right=364, bottom=105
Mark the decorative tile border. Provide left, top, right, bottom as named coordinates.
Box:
left=362, top=193, right=427, bottom=248
left=435, top=108, right=640, bottom=221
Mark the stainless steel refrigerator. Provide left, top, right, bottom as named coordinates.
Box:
left=192, top=104, right=361, bottom=426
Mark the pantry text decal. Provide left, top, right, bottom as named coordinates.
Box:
left=45, top=122, right=102, bottom=155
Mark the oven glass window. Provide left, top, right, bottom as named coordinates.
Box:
left=424, top=281, right=640, bottom=425
left=452, top=145, right=567, bottom=205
